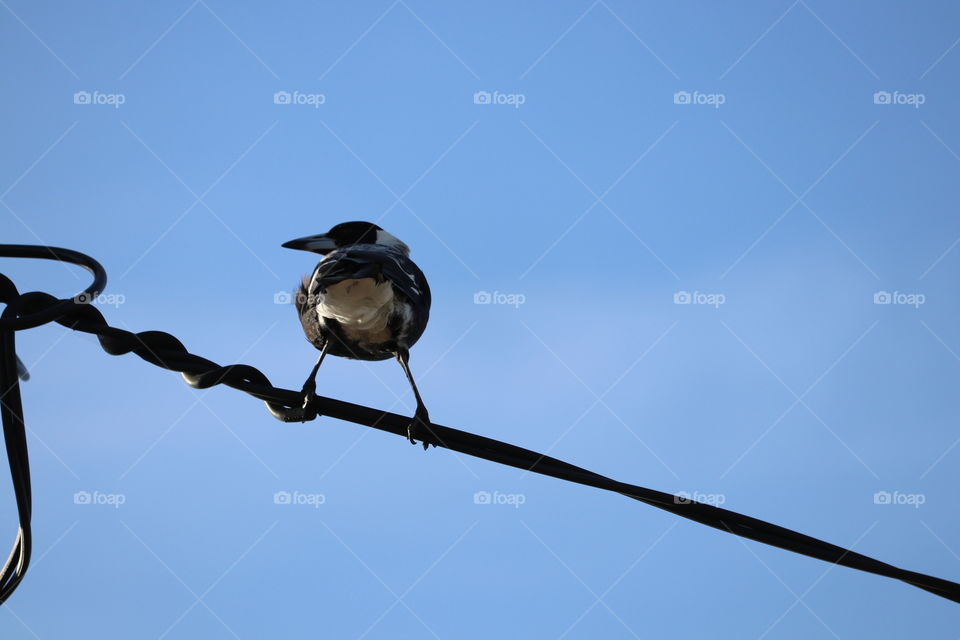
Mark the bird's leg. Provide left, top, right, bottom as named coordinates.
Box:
left=300, top=340, right=330, bottom=412
left=395, top=347, right=437, bottom=450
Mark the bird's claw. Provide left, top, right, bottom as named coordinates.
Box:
left=407, top=411, right=437, bottom=450
left=299, top=381, right=317, bottom=421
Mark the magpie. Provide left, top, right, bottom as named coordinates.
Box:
left=282, top=221, right=437, bottom=449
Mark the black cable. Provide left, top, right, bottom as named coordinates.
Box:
left=0, top=279, right=32, bottom=603
left=0, top=243, right=958, bottom=606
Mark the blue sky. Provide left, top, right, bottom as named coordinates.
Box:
left=2, top=0, right=960, bottom=637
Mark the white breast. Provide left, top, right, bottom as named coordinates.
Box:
left=315, top=277, right=395, bottom=343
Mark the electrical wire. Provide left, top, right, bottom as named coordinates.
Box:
left=0, top=244, right=958, bottom=606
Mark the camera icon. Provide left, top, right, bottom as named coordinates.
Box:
left=673, top=91, right=691, bottom=105
left=73, top=292, right=94, bottom=305
left=73, top=91, right=91, bottom=105
left=873, top=91, right=891, bottom=105
left=473, top=291, right=492, bottom=304
left=473, top=491, right=491, bottom=505
left=873, top=291, right=891, bottom=305
left=673, top=291, right=692, bottom=304
left=273, top=491, right=292, bottom=505
left=274, top=290, right=292, bottom=305
left=274, top=91, right=292, bottom=105
left=73, top=491, right=91, bottom=505
left=674, top=491, right=691, bottom=504
left=473, top=91, right=491, bottom=105
left=873, top=491, right=891, bottom=505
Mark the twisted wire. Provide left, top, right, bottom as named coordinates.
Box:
left=0, top=244, right=957, bottom=606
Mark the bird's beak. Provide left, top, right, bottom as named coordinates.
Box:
left=282, top=234, right=338, bottom=254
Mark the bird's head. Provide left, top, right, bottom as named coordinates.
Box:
left=282, top=221, right=410, bottom=256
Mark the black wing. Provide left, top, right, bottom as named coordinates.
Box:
left=310, top=245, right=430, bottom=309
left=292, top=245, right=431, bottom=350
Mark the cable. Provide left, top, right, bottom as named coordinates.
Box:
left=0, top=243, right=958, bottom=606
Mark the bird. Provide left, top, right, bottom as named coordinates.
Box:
left=282, top=221, right=437, bottom=449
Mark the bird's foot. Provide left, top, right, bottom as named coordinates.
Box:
left=299, top=379, right=317, bottom=420
left=406, top=410, right=437, bottom=450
